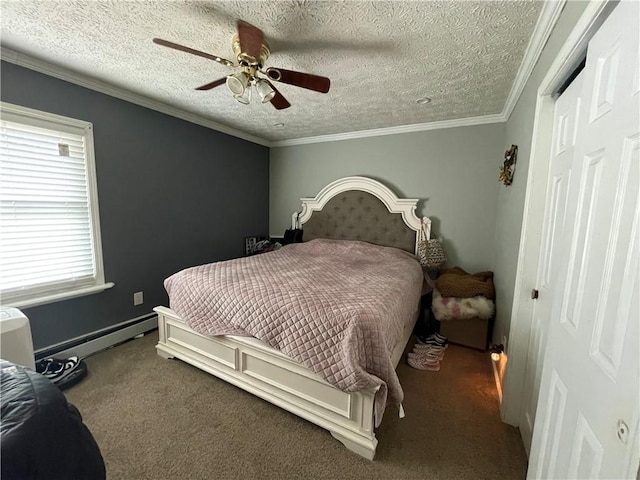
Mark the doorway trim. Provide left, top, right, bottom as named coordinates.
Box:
left=500, top=0, right=617, bottom=426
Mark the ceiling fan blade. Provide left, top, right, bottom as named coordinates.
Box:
left=195, top=77, right=227, bottom=91
left=266, top=81, right=291, bottom=110
left=266, top=68, right=330, bottom=93
left=153, top=38, right=234, bottom=67
left=236, top=20, right=264, bottom=64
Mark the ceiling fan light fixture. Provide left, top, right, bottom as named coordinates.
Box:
left=233, top=86, right=252, bottom=105
left=226, top=71, right=250, bottom=95
left=266, top=67, right=282, bottom=82
left=153, top=19, right=329, bottom=111
left=255, top=79, right=276, bottom=103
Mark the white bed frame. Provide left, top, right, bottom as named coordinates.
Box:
left=155, top=176, right=430, bottom=459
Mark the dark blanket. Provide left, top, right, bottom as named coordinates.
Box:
left=0, top=360, right=105, bottom=480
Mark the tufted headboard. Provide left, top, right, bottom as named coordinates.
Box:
left=293, top=176, right=430, bottom=255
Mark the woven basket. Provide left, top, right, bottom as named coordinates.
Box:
left=417, top=222, right=447, bottom=269
left=423, top=239, right=447, bottom=269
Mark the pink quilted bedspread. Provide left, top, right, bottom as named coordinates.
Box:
left=164, top=239, right=423, bottom=424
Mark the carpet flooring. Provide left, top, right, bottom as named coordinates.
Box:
left=65, top=330, right=527, bottom=480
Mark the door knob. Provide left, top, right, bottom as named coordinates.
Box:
left=617, top=419, right=629, bottom=444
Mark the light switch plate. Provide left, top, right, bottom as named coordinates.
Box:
left=133, top=291, right=144, bottom=306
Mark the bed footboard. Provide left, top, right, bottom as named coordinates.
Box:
left=154, top=306, right=379, bottom=459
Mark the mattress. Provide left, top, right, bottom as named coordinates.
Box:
left=165, top=239, right=423, bottom=420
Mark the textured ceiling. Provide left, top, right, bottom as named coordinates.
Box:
left=0, top=1, right=543, bottom=143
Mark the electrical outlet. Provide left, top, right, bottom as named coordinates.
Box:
left=245, top=237, right=258, bottom=256
left=133, top=291, right=144, bottom=306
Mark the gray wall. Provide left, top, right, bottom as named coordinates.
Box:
left=1, top=62, right=269, bottom=350
left=270, top=123, right=505, bottom=272
left=491, top=1, right=589, bottom=347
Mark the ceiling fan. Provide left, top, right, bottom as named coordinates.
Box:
left=153, top=20, right=331, bottom=110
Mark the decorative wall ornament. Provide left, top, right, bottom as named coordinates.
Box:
left=499, top=144, right=518, bottom=186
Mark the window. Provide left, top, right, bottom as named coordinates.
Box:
left=0, top=103, right=112, bottom=308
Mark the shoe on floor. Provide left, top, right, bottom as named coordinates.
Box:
left=410, top=347, right=445, bottom=358
left=56, top=360, right=88, bottom=391
left=412, top=345, right=443, bottom=354
left=407, top=356, right=440, bottom=371
left=36, top=356, right=80, bottom=383
left=417, top=336, right=448, bottom=347
left=409, top=350, right=445, bottom=362
left=420, top=333, right=448, bottom=342
left=414, top=342, right=448, bottom=352
left=35, top=357, right=64, bottom=376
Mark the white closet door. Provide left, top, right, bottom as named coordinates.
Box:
left=528, top=1, right=640, bottom=478
left=519, top=71, right=583, bottom=456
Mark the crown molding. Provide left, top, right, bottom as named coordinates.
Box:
left=1, top=46, right=504, bottom=148
left=501, top=0, right=567, bottom=121
left=0, top=48, right=271, bottom=147
left=2, top=0, right=564, bottom=150
left=270, top=1, right=565, bottom=148
left=269, top=113, right=506, bottom=147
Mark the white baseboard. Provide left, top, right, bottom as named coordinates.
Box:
left=492, top=359, right=503, bottom=404
left=35, top=314, right=158, bottom=360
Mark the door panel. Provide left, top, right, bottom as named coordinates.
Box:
left=559, top=148, right=603, bottom=332
left=534, top=370, right=568, bottom=478
left=567, top=412, right=604, bottom=479
left=590, top=134, right=638, bottom=379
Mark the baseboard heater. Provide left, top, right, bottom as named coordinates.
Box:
left=35, top=313, right=158, bottom=360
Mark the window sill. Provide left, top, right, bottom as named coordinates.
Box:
left=4, top=282, right=115, bottom=309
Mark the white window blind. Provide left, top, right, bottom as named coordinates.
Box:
left=0, top=103, right=112, bottom=308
